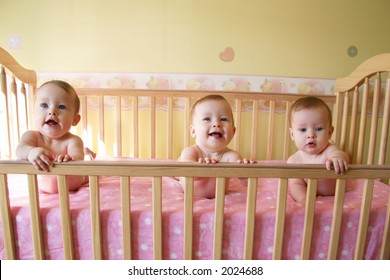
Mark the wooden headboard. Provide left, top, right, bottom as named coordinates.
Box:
left=333, top=53, right=390, bottom=165
left=0, top=47, right=37, bottom=159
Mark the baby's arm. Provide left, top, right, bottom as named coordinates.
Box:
left=286, top=154, right=307, bottom=203
left=16, top=131, right=54, bottom=171
left=325, top=145, right=349, bottom=174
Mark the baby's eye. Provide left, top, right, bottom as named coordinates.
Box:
left=202, top=117, right=211, bottom=122
left=221, top=117, right=229, bottom=122
left=58, top=105, right=67, bottom=110
left=40, top=103, right=48, bottom=109
left=298, top=128, right=307, bottom=133
left=315, top=127, right=324, bottom=132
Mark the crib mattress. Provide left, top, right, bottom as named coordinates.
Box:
left=1, top=166, right=389, bottom=260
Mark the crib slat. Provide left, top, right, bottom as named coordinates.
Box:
left=81, top=96, right=89, bottom=148
left=251, top=100, right=259, bottom=159
left=184, top=97, right=191, bottom=148
left=283, top=102, right=291, bottom=160
left=367, top=73, right=381, bottom=164
left=378, top=75, right=390, bottom=165
left=235, top=99, right=242, bottom=153
left=243, top=177, right=257, bottom=260
left=301, top=179, right=317, bottom=260
left=167, top=97, right=173, bottom=159
left=150, top=96, right=156, bottom=158
left=57, top=175, right=74, bottom=260
left=267, top=100, right=275, bottom=160
left=20, top=83, right=28, bottom=135
left=348, top=87, right=359, bottom=161
left=333, top=92, right=343, bottom=146
left=328, top=179, right=346, bottom=259
left=133, top=96, right=139, bottom=157
left=12, top=77, right=20, bottom=145
left=380, top=194, right=390, bottom=259
left=354, top=179, right=374, bottom=259
left=183, top=177, right=194, bottom=260
left=213, top=177, right=226, bottom=260
left=27, top=174, right=44, bottom=260
left=89, top=175, right=102, bottom=259
left=273, top=178, right=288, bottom=259
left=1, top=66, right=12, bottom=159
left=340, top=92, right=349, bottom=151
left=116, top=96, right=122, bottom=157
left=98, top=96, right=105, bottom=155
left=120, top=176, right=132, bottom=260
left=0, top=174, right=16, bottom=259
left=152, top=177, right=162, bottom=260
left=356, top=78, right=369, bottom=164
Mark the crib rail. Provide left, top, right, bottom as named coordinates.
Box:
left=1, top=160, right=389, bottom=260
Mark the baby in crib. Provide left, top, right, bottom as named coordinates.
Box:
left=287, top=96, right=349, bottom=203
left=178, top=94, right=254, bottom=198
left=16, top=80, right=93, bottom=194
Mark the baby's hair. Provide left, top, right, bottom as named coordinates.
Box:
left=191, top=94, right=234, bottom=125
left=38, top=80, right=80, bottom=113
left=289, top=96, right=332, bottom=126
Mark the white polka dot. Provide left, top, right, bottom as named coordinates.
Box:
left=318, top=252, right=325, bottom=258
left=141, top=243, right=148, bottom=251
left=342, top=250, right=348, bottom=256
left=324, top=226, right=331, bottom=231
left=117, top=249, right=123, bottom=255
left=170, top=253, right=177, bottom=259
left=16, top=215, right=22, bottom=222
left=47, top=225, right=53, bottom=232
left=196, top=251, right=203, bottom=257
left=174, top=227, right=181, bottom=234
left=200, top=223, right=207, bottom=229
left=347, top=222, right=353, bottom=228
left=267, top=247, right=273, bottom=253
left=294, top=255, right=300, bottom=260
left=144, top=218, right=151, bottom=225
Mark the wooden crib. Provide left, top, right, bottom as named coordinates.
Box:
left=1, top=47, right=389, bottom=260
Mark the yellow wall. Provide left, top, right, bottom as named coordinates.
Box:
left=1, top=0, right=389, bottom=78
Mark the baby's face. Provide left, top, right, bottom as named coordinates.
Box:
left=34, top=83, right=80, bottom=139
left=191, top=99, right=236, bottom=152
left=290, top=106, right=333, bottom=156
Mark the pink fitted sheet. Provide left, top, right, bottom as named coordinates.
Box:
left=1, top=164, right=389, bottom=260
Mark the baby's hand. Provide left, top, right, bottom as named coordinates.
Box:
left=27, top=147, right=54, bottom=172
left=326, top=158, right=348, bottom=175
left=198, top=157, right=219, bottom=164
left=238, top=158, right=257, bottom=164
left=55, top=154, right=74, bottom=163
